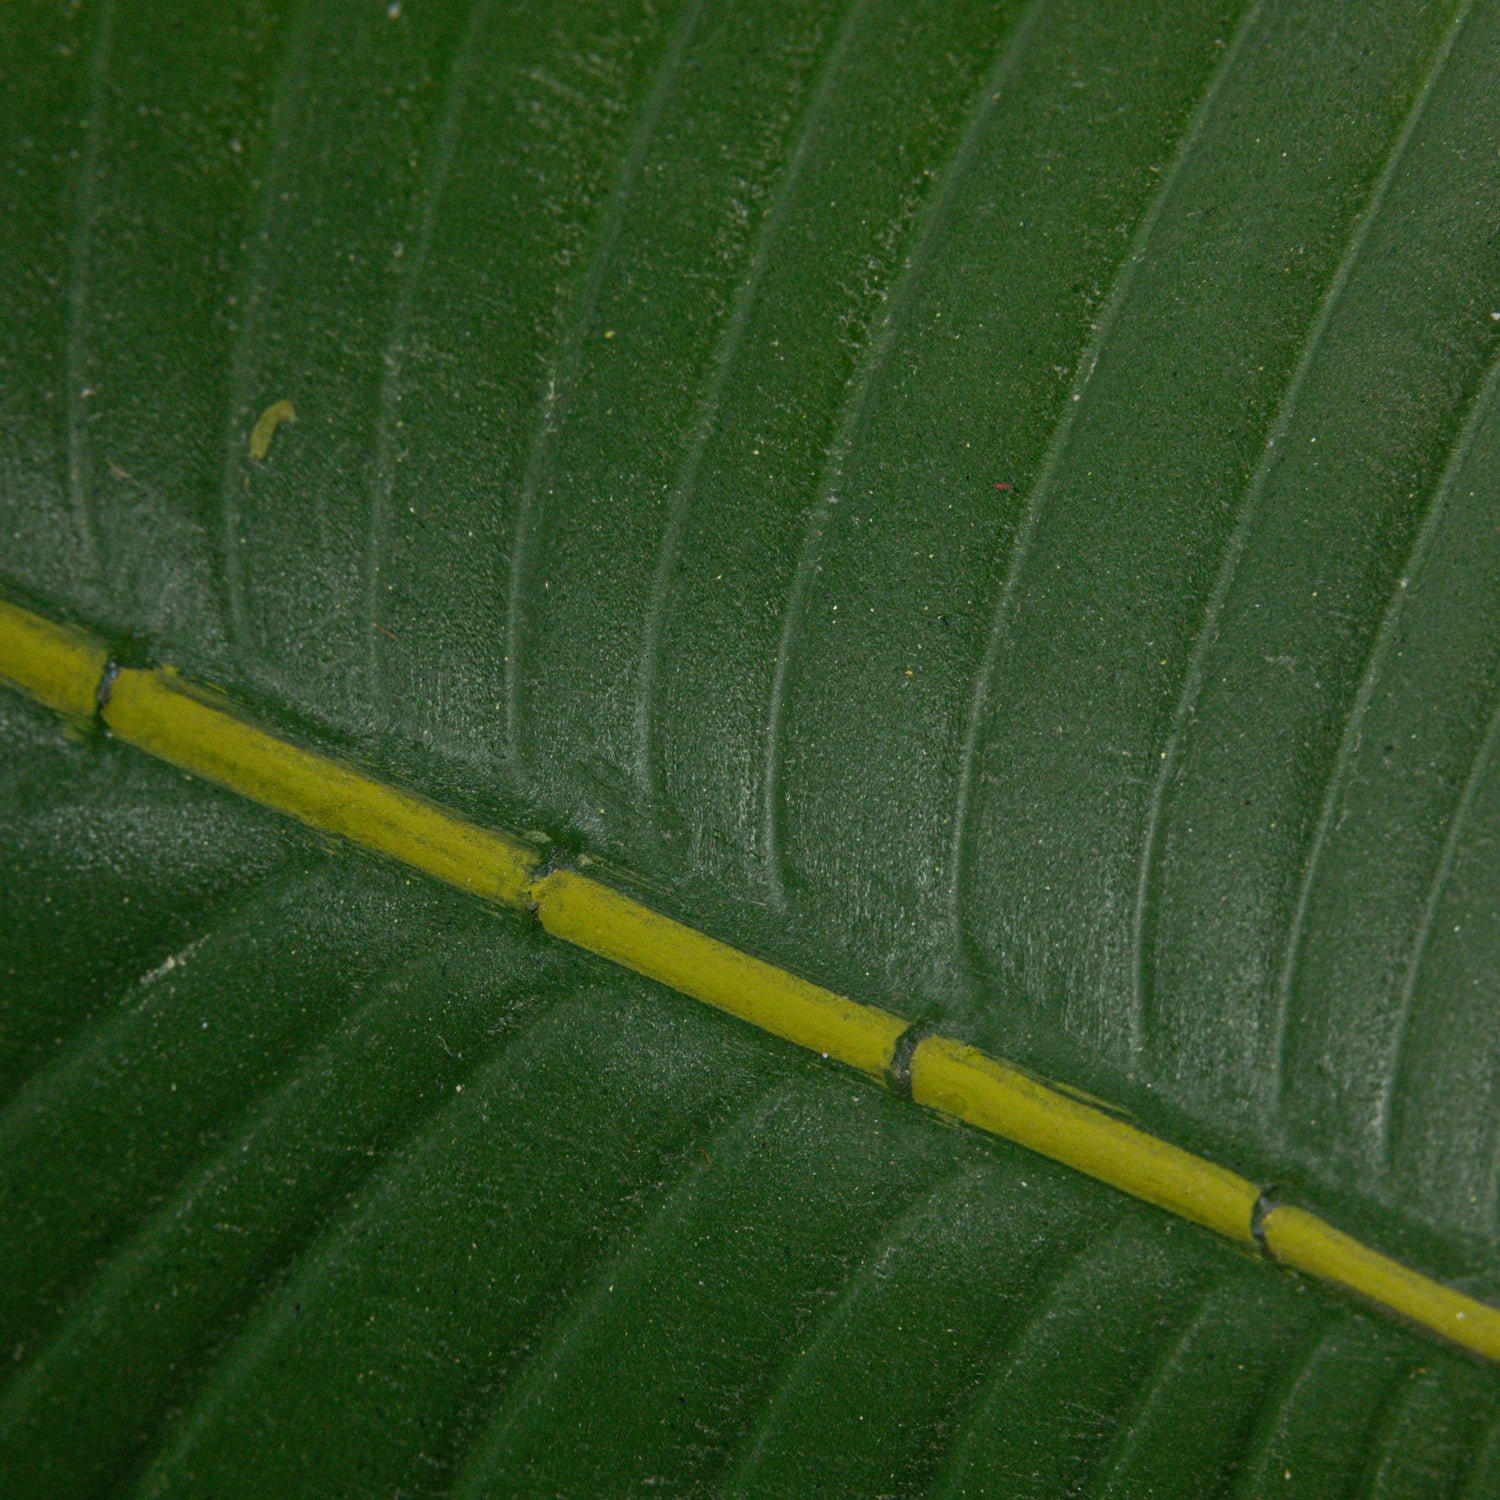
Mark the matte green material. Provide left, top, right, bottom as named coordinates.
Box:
left=2, top=0, right=1500, bottom=1493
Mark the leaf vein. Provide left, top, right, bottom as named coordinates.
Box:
left=215, top=0, right=323, bottom=652
left=63, top=0, right=117, bottom=579
left=929, top=1224, right=1122, bottom=1499
left=761, top=0, right=1051, bottom=905
left=1226, top=1320, right=1333, bottom=1500
left=946, top=0, right=1265, bottom=976
left=1254, top=0, right=1488, bottom=1104
left=449, top=1085, right=789, bottom=1497
left=501, top=0, right=705, bottom=766
left=1381, top=663, right=1500, bottom=1171
left=631, top=0, right=869, bottom=813
left=1135, top=0, right=1478, bottom=1067
left=1272, top=318, right=1500, bottom=1121
left=720, top=1163, right=982, bottom=1495
left=362, top=0, right=493, bottom=708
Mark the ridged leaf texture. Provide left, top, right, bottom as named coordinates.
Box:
left=3, top=0, right=1500, bottom=1493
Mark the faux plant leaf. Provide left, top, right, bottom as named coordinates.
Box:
left=2, top=0, right=1499, bottom=1495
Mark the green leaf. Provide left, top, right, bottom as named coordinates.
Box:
left=3, top=0, right=1500, bottom=1493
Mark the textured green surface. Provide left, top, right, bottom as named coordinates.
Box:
left=3, top=0, right=1500, bottom=1493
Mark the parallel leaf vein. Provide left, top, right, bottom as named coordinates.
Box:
left=632, top=0, right=868, bottom=813
left=945, top=0, right=1265, bottom=978
left=502, top=0, right=704, bottom=765
left=761, top=0, right=1051, bottom=904
left=721, top=1163, right=982, bottom=1494
left=63, top=0, right=118, bottom=577
left=1381, top=674, right=1500, bottom=1171
left=449, top=1085, right=789, bottom=1496
left=215, top=0, right=322, bottom=652
left=929, top=1225, right=1121, bottom=1499
left=362, top=0, right=492, bottom=707
left=1261, top=0, right=1484, bottom=1108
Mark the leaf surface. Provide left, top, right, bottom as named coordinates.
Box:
left=3, top=0, right=1500, bottom=1493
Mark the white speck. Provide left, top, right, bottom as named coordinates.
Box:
left=1492, top=311, right=1500, bottom=321
left=140, top=937, right=206, bottom=988
left=386, top=1, right=401, bottom=16
left=455, top=1083, right=463, bottom=1092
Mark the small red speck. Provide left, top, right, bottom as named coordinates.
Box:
left=993, top=482, right=1012, bottom=491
